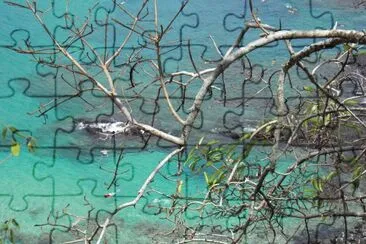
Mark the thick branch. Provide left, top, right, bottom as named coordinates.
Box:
left=183, top=29, right=366, bottom=140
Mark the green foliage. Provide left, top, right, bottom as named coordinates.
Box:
left=303, top=86, right=314, bottom=92
left=325, top=171, right=337, bottom=181
left=307, top=171, right=338, bottom=204
left=10, top=142, right=20, bottom=157
left=27, top=138, right=37, bottom=153
left=344, top=99, right=359, bottom=106
left=186, top=137, right=254, bottom=187
left=310, top=177, right=324, bottom=192
left=1, top=128, right=7, bottom=140
left=298, top=84, right=364, bottom=143
left=352, top=165, right=363, bottom=194
left=0, top=218, right=19, bottom=244
left=343, top=43, right=353, bottom=52
left=1, top=126, right=37, bottom=157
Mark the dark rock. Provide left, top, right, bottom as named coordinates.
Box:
left=75, top=119, right=147, bottom=137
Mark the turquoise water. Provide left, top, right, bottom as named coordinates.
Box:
left=0, top=0, right=365, bottom=243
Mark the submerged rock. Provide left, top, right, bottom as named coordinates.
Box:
left=75, top=119, right=146, bottom=137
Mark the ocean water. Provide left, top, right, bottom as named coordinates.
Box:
left=0, top=0, right=365, bottom=243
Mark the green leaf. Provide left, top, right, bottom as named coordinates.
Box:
left=325, top=171, right=337, bottom=181
left=206, top=161, right=214, bottom=167
left=206, top=139, right=219, bottom=146
left=240, top=133, right=252, bottom=140
left=321, top=214, right=327, bottom=222
left=188, top=157, right=199, bottom=172
left=344, top=99, right=359, bottom=106
left=318, top=180, right=323, bottom=192
left=343, top=43, right=352, bottom=52
left=2, top=128, right=7, bottom=140
left=27, top=139, right=36, bottom=152
left=349, top=157, right=359, bottom=166
left=11, top=142, right=20, bottom=157
left=208, top=150, right=222, bottom=162
left=204, top=172, right=209, bottom=185
left=308, top=117, right=319, bottom=124
left=324, top=114, right=331, bottom=126
left=312, top=179, right=318, bottom=191
left=265, top=125, right=273, bottom=134
left=303, top=86, right=314, bottom=92
left=310, top=104, right=319, bottom=114
left=225, top=144, right=238, bottom=158
left=8, top=127, right=17, bottom=133
left=353, top=166, right=362, bottom=180
left=311, top=178, right=323, bottom=192
left=212, top=170, right=225, bottom=185
left=176, top=180, right=183, bottom=194
left=303, top=187, right=316, bottom=198
left=186, top=148, right=197, bottom=163
left=197, top=136, right=205, bottom=147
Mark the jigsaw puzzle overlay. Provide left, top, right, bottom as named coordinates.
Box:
left=0, top=0, right=365, bottom=243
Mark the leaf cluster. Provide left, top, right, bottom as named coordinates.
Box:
left=2, top=126, right=37, bottom=157
left=186, top=136, right=254, bottom=187
left=0, top=218, right=19, bottom=244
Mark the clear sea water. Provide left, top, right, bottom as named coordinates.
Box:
left=0, top=0, right=365, bottom=243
